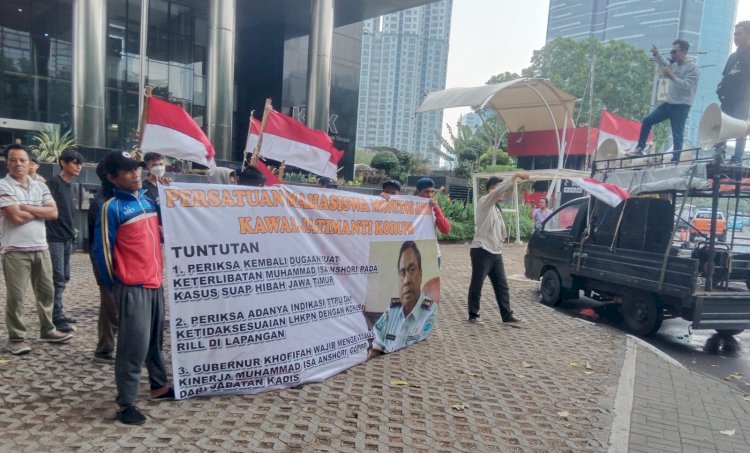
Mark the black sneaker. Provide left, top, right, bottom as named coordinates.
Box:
left=54, top=321, right=76, bottom=333
left=63, top=316, right=78, bottom=324
left=730, top=157, right=743, bottom=166
left=150, top=387, right=175, bottom=401
left=117, top=405, right=146, bottom=425
left=93, top=352, right=115, bottom=364
left=503, top=315, right=521, bottom=323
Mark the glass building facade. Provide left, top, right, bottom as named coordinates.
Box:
left=1, top=0, right=435, bottom=178
left=546, top=0, right=738, bottom=148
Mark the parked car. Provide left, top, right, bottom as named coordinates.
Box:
left=729, top=215, right=750, bottom=230
left=690, top=211, right=726, bottom=241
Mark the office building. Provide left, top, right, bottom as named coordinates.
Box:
left=0, top=0, right=436, bottom=178
left=356, top=0, right=452, bottom=168
left=546, top=0, right=738, bottom=147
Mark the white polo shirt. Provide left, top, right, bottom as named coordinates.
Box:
left=0, top=174, right=55, bottom=254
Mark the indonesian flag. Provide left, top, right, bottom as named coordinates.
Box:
left=571, top=178, right=630, bottom=207
left=245, top=109, right=342, bottom=179
left=597, top=111, right=651, bottom=153
left=140, top=97, right=216, bottom=167
left=254, top=160, right=282, bottom=186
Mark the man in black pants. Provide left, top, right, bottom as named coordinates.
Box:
left=717, top=21, right=750, bottom=165
left=46, top=149, right=84, bottom=333
left=93, top=151, right=173, bottom=425
left=467, top=173, right=528, bottom=324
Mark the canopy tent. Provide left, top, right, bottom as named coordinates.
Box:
left=416, top=78, right=577, bottom=135
left=417, top=78, right=579, bottom=207
left=472, top=169, right=590, bottom=244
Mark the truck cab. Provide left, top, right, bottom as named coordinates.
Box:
left=525, top=192, right=750, bottom=337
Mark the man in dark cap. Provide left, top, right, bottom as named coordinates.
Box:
left=382, top=180, right=402, bottom=195
left=318, top=176, right=337, bottom=189
left=238, top=165, right=267, bottom=187
left=414, top=177, right=450, bottom=267
left=467, top=173, right=528, bottom=324
left=93, top=150, right=173, bottom=425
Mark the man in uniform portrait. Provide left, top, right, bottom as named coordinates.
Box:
left=370, top=241, right=437, bottom=355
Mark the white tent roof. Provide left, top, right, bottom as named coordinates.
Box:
left=416, top=78, right=577, bottom=132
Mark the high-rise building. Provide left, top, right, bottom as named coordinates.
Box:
left=458, top=112, right=482, bottom=132
left=356, top=0, right=452, bottom=168
left=0, top=0, right=436, bottom=179
left=546, top=0, right=738, bottom=148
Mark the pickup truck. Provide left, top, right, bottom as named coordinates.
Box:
left=690, top=210, right=726, bottom=241
left=524, top=196, right=749, bottom=336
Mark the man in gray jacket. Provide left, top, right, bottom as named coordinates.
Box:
left=632, top=39, right=699, bottom=162
left=467, top=173, right=528, bottom=324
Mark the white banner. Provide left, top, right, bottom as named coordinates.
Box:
left=160, top=183, right=440, bottom=399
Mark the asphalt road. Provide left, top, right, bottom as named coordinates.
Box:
left=542, top=226, right=750, bottom=392
left=549, top=290, right=750, bottom=393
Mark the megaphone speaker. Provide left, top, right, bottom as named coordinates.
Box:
left=698, top=103, right=750, bottom=149
left=595, top=138, right=620, bottom=160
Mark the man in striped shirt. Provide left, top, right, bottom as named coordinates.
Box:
left=0, top=144, right=73, bottom=355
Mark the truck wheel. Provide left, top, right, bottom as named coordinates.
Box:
left=540, top=269, right=564, bottom=306
left=621, top=292, right=663, bottom=336
left=716, top=329, right=744, bottom=337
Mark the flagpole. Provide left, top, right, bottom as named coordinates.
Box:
left=278, top=161, right=286, bottom=181
left=137, top=0, right=150, bottom=124
left=137, top=85, right=154, bottom=154
left=243, top=110, right=256, bottom=170
left=250, top=98, right=273, bottom=167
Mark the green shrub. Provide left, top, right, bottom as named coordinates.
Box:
left=502, top=202, right=535, bottom=240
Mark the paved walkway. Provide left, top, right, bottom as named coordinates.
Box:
left=0, top=243, right=748, bottom=452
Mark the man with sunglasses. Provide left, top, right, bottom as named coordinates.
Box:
left=632, top=39, right=699, bottom=162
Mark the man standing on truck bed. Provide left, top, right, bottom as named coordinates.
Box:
left=632, top=39, right=699, bottom=162
left=467, top=173, right=528, bottom=324
left=717, top=21, right=750, bottom=165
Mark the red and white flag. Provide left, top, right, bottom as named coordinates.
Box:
left=140, top=97, right=216, bottom=167
left=597, top=111, right=651, bottom=153
left=254, top=160, right=282, bottom=186
left=571, top=178, right=630, bottom=207
left=245, top=109, right=342, bottom=179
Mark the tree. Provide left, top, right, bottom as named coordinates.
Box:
left=370, top=151, right=400, bottom=177
left=521, top=38, right=652, bottom=126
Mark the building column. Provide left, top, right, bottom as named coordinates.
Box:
left=207, top=0, right=236, bottom=161
left=72, top=0, right=106, bottom=148
left=306, top=0, right=334, bottom=132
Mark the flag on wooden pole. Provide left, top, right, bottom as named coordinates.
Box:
left=245, top=108, right=342, bottom=179
left=140, top=96, right=216, bottom=167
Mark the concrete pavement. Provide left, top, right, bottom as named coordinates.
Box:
left=0, top=243, right=748, bottom=452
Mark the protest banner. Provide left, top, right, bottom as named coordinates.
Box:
left=160, top=183, right=441, bottom=399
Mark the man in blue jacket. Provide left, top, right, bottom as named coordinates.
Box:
left=93, top=151, right=172, bottom=425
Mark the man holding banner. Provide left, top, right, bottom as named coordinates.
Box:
left=468, top=173, right=528, bottom=324
left=370, top=241, right=437, bottom=355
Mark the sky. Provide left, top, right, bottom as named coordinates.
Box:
left=442, top=0, right=750, bottom=139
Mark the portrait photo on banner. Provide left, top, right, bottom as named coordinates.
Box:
left=365, top=239, right=440, bottom=354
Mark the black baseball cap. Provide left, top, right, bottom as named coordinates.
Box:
left=318, top=177, right=337, bottom=188
left=104, top=150, right=146, bottom=175
left=382, top=180, right=401, bottom=191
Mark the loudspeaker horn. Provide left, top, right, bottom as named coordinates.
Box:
left=595, top=138, right=620, bottom=160
left=698, top=103, right=750, bottom=149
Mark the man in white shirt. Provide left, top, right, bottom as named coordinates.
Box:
left=0, top=145, right=73, bottom=355
left=467, top=173, right=528, bottom=324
